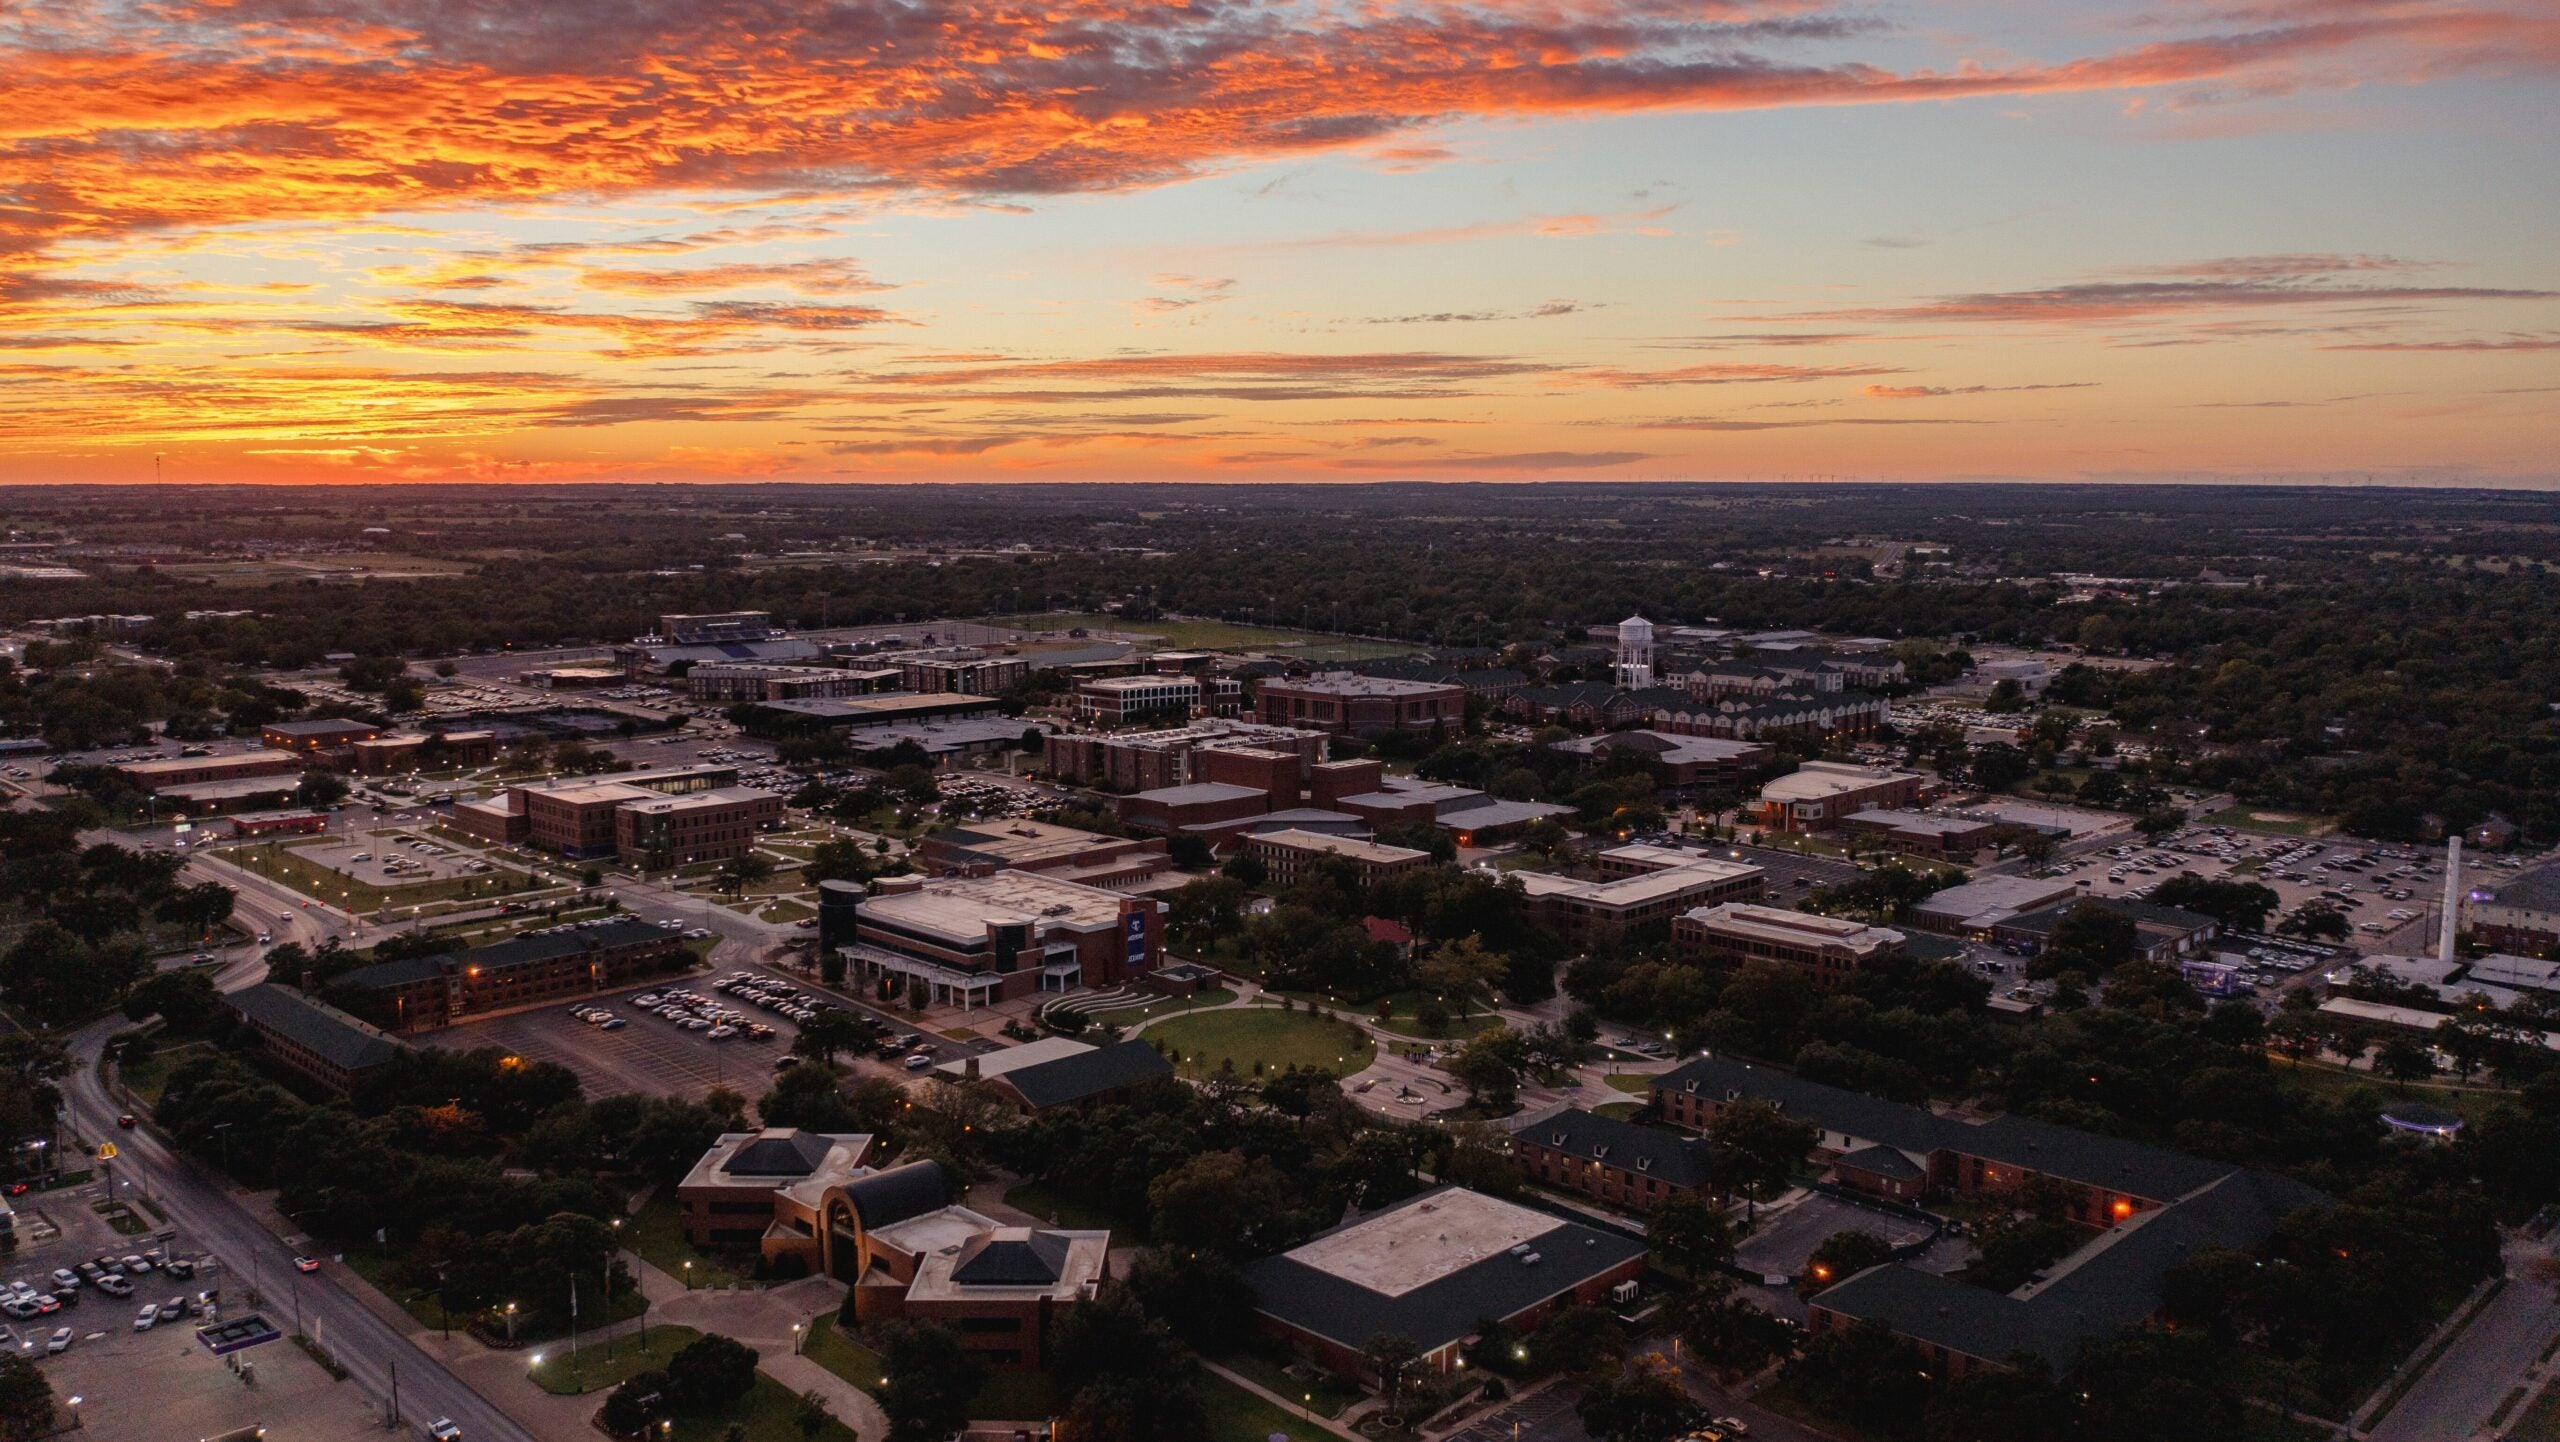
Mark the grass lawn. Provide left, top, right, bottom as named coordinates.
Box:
left=224, top=839, right=536, bottom=913
left=1146, top=1006, right=1375, bottom=1080
left=1593, top=1101, right=1642, bottom=1120
left=118, top=1040, right=218, bottom=1108
left=530, top=1325, right=702, bottom=1395
left=990, top=611, right=1412, bottom=662
left=1602, top=1072, right=1655, bottom=1095
left=1201, top=1369, right=1328, bottom=1442
left=2270, top=1055, right=2518, bottom=1123
left=2206, top=804, right=2332, bottom=837
left=805, top=1315, right=1055, bottom=1420
left=758, top=898, right=817, bottom=924
left=628, top=1190, right=751, bottom=1289
left=668, top=1373, right=859, bottom=1442
left=2512, top=1385, right=2560, bottom=1442
left=1213, top=1347, right=1359, bottom=1419
left=1003, top=1180, right=1131, bottom=1232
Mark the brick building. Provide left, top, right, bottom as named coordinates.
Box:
left=334, top=916, right=692, bottom=1033
left=1244, top=829, right=1434, bottom=889
left=1755, top=761, right=1924, bottom=832
left=1514, top=1108, right=1715, bottom=1213
left=224, top=983, right=404, bottom=1094
left=838, top=872, right=1164, bottom=1008
left=1673, top=902, right=1906, bottom=988
left=1042, top=719, right=1327, bottom=791
left=116, top=751, right=299, bottom=793
left=1254, top=673, right=1465, bottom=738
left=260, top=718, right=385, bottom=756
left=916, top=820, right=1171, bottom=890
left=1243, top=1188, right=1647, bottom=1385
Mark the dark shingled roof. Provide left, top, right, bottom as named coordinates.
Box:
left=1815, top=1168, right=2327, bottom=1374
left=949, top=1230, right=1073, bottom=1287
left=1654, top=1055, right=2239, bottom=1205
left=999, top=1038, right=1174, bottom=1109
left=842, top=1161, right=949, bottom=1230
left=1522, top=1108, right=1714, bottom=1190
left=340, top=916, right=672, bottom=991
left=226, top=983, right=403, bottom=1075
left=1836, top=1144, right=1927, bottom=1182
left=1243, top=1188, right=1648, bottom=1354
left=724, top=1130, right=836, bottom=1177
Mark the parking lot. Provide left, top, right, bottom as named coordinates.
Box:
left=1445, top=1382, right=1592, bottom=1442
left=293, top=830, right=502, bottom=887
left=456, top=969, right=809, bottom=1098
left=2, top=1181, right=383, bottom=1442
left=2054, top=825, right=2465, bottom=954
left=1735, top=1192, right=1939, bottom=1287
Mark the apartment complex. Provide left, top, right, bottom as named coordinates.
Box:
left=2471, top=861, right=2560, bottom=955
left=448, top=762, right=777, bottom=868
left=1674, top=903, right=1906, bottom=988
left=614, top=787, right=787, bottom=870
left=1514, top=1107, right=1716, bottom=1213
left=334, top=916, right=693, bottom=1033
left=1546, top=730, right=1774, bottom=790
left=224, top=982, right=405, bottom=1094
left=896, top=653, right=1032, bottom=696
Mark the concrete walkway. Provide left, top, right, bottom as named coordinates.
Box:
left=623, top=1251, right=892, bottom=1441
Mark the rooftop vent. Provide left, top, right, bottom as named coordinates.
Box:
left=1519, top=1252, right=1541, bottom=1266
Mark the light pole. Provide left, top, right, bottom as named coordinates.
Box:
left=791, top=1321, right=803, bottom=1355
left=505, top=1300, right=517, bottom=1343
left=681, top=1261, right=692, bottom=1290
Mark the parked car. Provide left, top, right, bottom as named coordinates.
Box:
left=133, top=1304, right=157, bottom=1331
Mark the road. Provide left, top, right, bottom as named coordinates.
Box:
left=59, top=995, right=537, bottom=1440
left=2369, top=1238, right=2560, bottom=1442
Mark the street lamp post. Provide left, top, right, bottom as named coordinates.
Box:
left=505, top=1301, right=517, bottom=1343
left=791, top=1321, right=803, bottom=1355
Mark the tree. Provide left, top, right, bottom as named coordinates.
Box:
left=1645, top=1190, right=1735, bottom=1280
left=155, top=879, right=238, bottom=936
left=2029, top=902, right=2139, bottom=979
left=1576, top=1354, right=1696, bottom=1442
left=1146, top=1150, right=1297, bottom=1255
left=0, top=1351, right=54, bottom=1442
left=1529, top=1305, right=1625, bottom=1376
left=715, top=852, right=775, bottom=894
left=1361, top=1332, right=1423, bottom=1411
left=295, top=768, right=350, bottom=808
left=666, top=1332, right=760, bottom=1413
left=123, top=966, right=221, bottom=1028
left=794, top=1390, right=832, bottom=1440
left=2134, top=806, right=2190, bottom=843
left=2149, top=875, right=2280, bottom=933
left=602, top=1371, right=671, bottom=1436
left=1445, top=1025, right=1529, bottom=1112
left=876, top=1320, right=982, bottom=1442
left=1165, top=833, right=1214, bottom=869
left=1708, top=1099, right=1816, bottom=1221
left=1983, top=678, right=2028, bottom=714
left=759, top=1063, right=865, bottom=1130
left=791, top=1009, right=867, bottom=1065
left=2376, top=1034, right=2437, bottom=1087
left=2280, top=902, right=2351, bottom=942
left=1414, top=934, right=1506, bottom=1020
left=1801, top=1228, right=1895, bottom=1296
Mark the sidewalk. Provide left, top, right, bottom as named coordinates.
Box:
left=624, top=1250, right=891, bottom=1441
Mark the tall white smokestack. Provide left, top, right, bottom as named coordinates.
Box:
left=2439, top=836, right=2463, bottom=964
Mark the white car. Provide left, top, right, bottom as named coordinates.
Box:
left=47, top=1327, right=71, bottom=1354
left=133, top=1304, right=157, bottom=1331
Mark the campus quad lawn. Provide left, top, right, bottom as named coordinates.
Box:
left=628, top=1190, right=750, bottom=1289
left=1146, top=1006, right=1375, bottom=1079
left=805, top=1314, right=1059, bottom=1419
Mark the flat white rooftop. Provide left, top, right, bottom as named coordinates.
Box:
left=864, top=871, right=1132, bottom=940
left=1515, top=857, right=1762, bottom=910
left=1760, top=761, right=1918, bottom=803
left=1282, top=1189, right=1561, bottom=1298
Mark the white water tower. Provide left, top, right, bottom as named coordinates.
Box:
left=1616, top=615, right=1656, bottom=689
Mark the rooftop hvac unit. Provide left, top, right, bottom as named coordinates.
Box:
left=1519, top=1252, right=1541, bottom=1266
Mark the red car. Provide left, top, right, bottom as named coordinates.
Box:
left=3, top=1182, right=27, bottom=1197
left=293, top=1256, right=321, bottom=1275
left=116, top=1114, right=137, bottom=1130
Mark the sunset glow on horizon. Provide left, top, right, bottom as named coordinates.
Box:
left=3, top=0, right=2556, bottom=486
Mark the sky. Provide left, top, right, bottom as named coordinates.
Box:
left=2, top=0, right=2556, bottom=487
